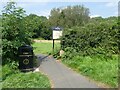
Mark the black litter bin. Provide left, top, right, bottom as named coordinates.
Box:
left=18, top=45, right=34, bottom=71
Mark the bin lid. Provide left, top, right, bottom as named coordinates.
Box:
left=21, top=45, right=32, bottom=47
left=18, top=45, right=33, bottom=51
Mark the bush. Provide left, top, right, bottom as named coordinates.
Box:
left=2, top=2, right=33, bottom=64
left=2, top=62, right=19, bottom=81
left=61, top=17, right=118, bottom=56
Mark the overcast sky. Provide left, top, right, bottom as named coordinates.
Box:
left=0, top=0, right=119, bottom=18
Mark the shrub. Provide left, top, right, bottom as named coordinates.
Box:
left=2, top=2, right=33, bottom=64
left=61, top=17, right=118, bottom=57
left=2, top=62, right=19, bottom=81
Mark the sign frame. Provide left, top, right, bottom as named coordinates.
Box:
left=52, top=27, right=62, bottom=40
left=52, top=27, right=63, bottom=52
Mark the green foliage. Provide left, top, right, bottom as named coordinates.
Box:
left=61, top=47, right=77, bottom=59
left=0, top=16, right=2, bottom=65
left=2, top=62, right=19, bottom=81
left=62, top=52, right=118, bottom=87
left=0, top=65, right=2, bottom=82
left=118, top=16, right=120, bottom=51
left=1, top=2, right=52, bottom=65
left=24, top=14, right=52, bottom=40
left=2, top=2, right=33, bottom=64
left=61, top=17, right=118, bottom=56
left=49, top=5, right=90, bottom=28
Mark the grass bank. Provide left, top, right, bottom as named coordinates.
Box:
left=62, top=54, right=118, bottom=87
left=2, top=64, right=51, bottom=88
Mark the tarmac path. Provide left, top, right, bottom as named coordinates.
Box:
left=37, top=54, right=104, bottom=89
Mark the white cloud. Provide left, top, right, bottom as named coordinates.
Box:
left=90, top=15, right=101, bottom=18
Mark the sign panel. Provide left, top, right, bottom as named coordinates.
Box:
left=53, top=30, right=62, bottom=39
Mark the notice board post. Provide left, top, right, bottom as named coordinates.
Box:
left=53, top=39, right=54, bottom=51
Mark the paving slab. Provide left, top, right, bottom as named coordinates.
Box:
left=37, top=54, right=102, bottom=88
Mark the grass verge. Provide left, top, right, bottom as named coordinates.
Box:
left=62, top=54, right=118, bottom=87
left=2, top=64, right=51, bottom=88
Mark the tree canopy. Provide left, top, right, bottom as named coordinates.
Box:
left=49, top=5, right=90, bottom=28
left=24, top=14, right=52, bottom=39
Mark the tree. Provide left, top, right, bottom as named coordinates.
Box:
left=2, top=2, right=33, bottom=64
left=49, top=5, right=90, bottom=28
left=49, top=8, right=61, bottom=27
left=39, top=16, right=52, bottom=40
left=23, top=14, right=42, bottom=38
left=24, top=14, right=52, bottom=39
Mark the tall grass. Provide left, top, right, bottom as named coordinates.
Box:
left=62, top=54, right=118, bottom=87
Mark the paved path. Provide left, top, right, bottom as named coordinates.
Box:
left=37, top=54, right=101, bottom=88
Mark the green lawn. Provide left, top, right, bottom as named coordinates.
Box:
left=32, top=42, right=60, bottom=55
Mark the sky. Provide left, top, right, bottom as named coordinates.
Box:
left=0, top=0, right=119, bottom=18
